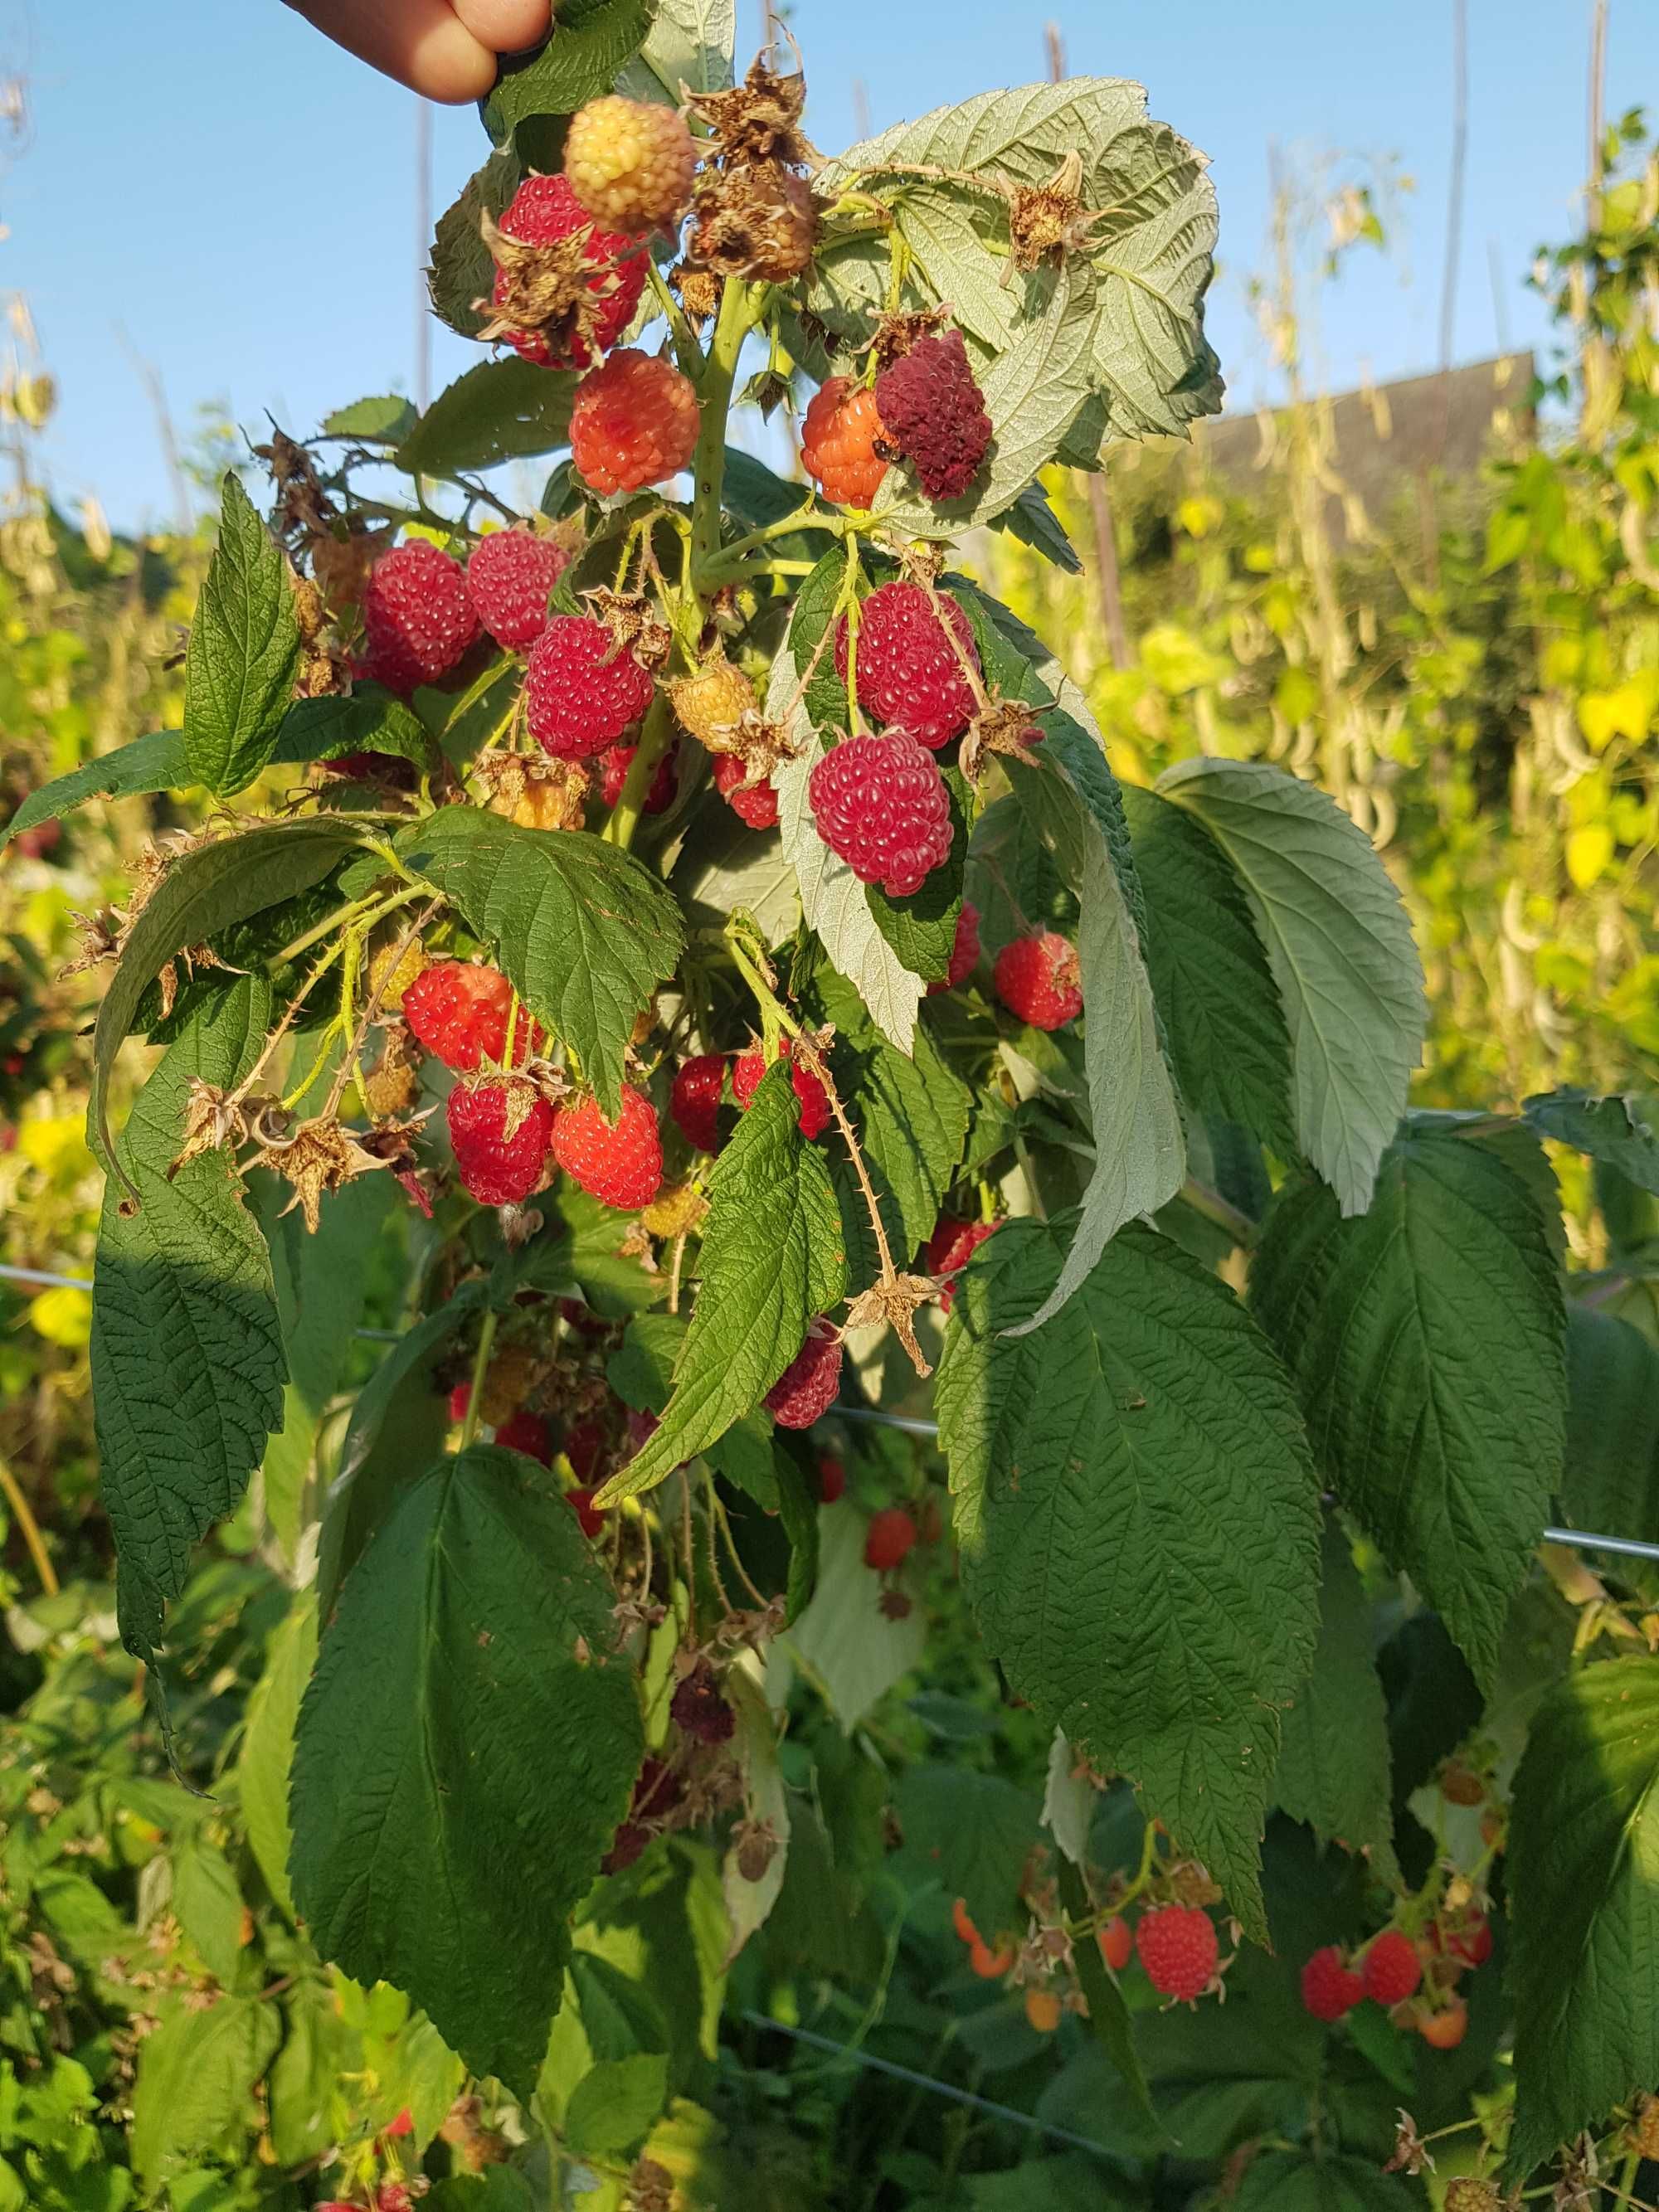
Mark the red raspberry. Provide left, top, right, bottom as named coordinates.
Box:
left=925, top=1214, right=998, bottom=1315
left=873, top=329, right=994, bottom=503
left=327, top=748, right=417, bottom=789
left=12, top=818, right=60, bottom=858
left=713, top=751, right=779, bottom=828
left=731, top=1040, right=831, bottom=1140
left=994, top=931, right=1082, bottom=1031
left=765, top=1320, right=843, bottom=1428
left=1135, top=1906, right=1219, bottom=2002
left=403, top=960, right=542, bottom=1071
left=377, top=2194, right=413, bottom=2212
left=564, top=96, right=697, bottom=235
left=446, top=1079, right=554, bottom=1206
left=525, top=615, right=654, bottom=759
left=494, top=1408, right=553, bottom=1464
left=382, top=2108, right=414, bottom=2140
left=571, top=348, right=702, bottom=495
left=1098, top=1916, right=1134, bottom=1973
left=600, top=737, right=679, bottom=812
left=362, top=541, right=479, bottom=695
left=864, top=1505, right=917, bottom=1572
left=800, top=377, right=888, bottom=507
left=927, top=899, right=981, bottom=995
left=834, top=583, right=980, bottom=750
left=562, top=1416, right=606, bottom=1482
left=566, top=1485, right=607, bottom=1539
left=551, top=1085, right=664, bottom=1211
left=669, top=1053, right=726, bottom=1152
left=602, top=1820, right=649, bottom=1874
left=448, top=1382, right=471, bottom=1423
left=1361, top=1930, right=1423, bottom=2007
left=490, top=173, right=645, bottom=369
left=1448, top=1915, right=1493, bottom=1967
left=467, top=527, right=567, bottom=649
left=816, top=1452, right=846, bottom=1504
left=808, top=728, right=954, bottom=897
left=670, top=1663, right=736, bottom=1745
left=1301, top=1945, right=1365, bottom=2022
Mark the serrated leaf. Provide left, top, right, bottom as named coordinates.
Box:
left=1251, top=1128, right=1564, bottom=1685
left=607, top=1314, right=778, bottom=1505
left=268, top=1979, right=355, bottom=2167
left=482, top=0, right=652, bottom=143
left=936, top=1215, right=1320, bottom=1938
left=1160, top=758, right=1424, bottom=1217
left=271, top=685, right=435, bottom=770
left=596, top=1063, right=845, bottom=1502
left=897, top=1764, right=1039, bottom=1938
left=989, top=480, right=1082, bottom=572
left=1231, top=2152, right=1415, bottom=2210
left=239, top=1595, right=317, bottom=1920
left=565, top=2053, right=669, bottom=2161
left=392, top=809, right=684, bottom=1115
left=184, top=475, right=302, bottom=796
left=1, top=728, right=185, bottom=848
left=1506, top=1655, right=1659, bottom=2175
left=395, top=358, right=578, bottom=479
left=616, top=0, right=733, bottom=100
left=91, top=977, right=286, bottom=1661
left=289, top=1446, right=644, bottom=2095
left=1273, top=1519, right=1398, bottom=1883
left=130, top=1996, right=281, bottom=2187
left=172, top=1835, right=246, bottom=1984
left=323, top=393, right=419, bottom=443
left=1524, top=1087, right=1659, bottom=1194
left=430, top=147, right=523, bottom=341
left=1561, top=1304, right=1659, bottom=1541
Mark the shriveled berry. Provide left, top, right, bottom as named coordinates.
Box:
left=601, top=737, right=679, bottom=812
left=800, top=377, right=888, bottom=508
left=713, top=751, right=778, bottom=828
left=669, top=1053, right=726, bottom=1153
left=447, top=1080, right=554, bottom=1206
left=1361, top=1929, right=1423, bottom=2007
left=732, top=1039, right=830, bottom=1140
left=834, top=582, right=980, bottom=749
left=490, top=173, right=645, bottom=369
left=1417, top=1998, right=1469, bottom=2049
left=566, top=1485, right=607, bottom=1539
left=467, top=527, right=567, bottom=649
left=571, top=348, right=701, bottom=496
left=765, top=1320, right=843, bottom=1429
left=1135, top=1905, right=1218, bottom=2002
left=671, top=1664, right=736, bottom=1745
left=927, top=899, right=981, bottom=994
left=1098, top=1916, right=1133, bottom=1973
left=873, top=328, right=994, bottom=503
left=551, top=1085, right=664, bottom=1211
left=362, top=541, right=479, bottom=695
left=809, top=727, right=953, bottom=897
left=494, top=1409, right=553, bottom=1464
left=1301, top=1945, right=1365, bottom=2022
left=864, top=1505, right=917, bottom=1573
left=526, top=615, right=654, bottom=758
left=602, top=1820, right=649, bottom=1874
left=925, top=1214, right=998, bottom=1315
left=669, top=653, right=755, bottom=751
left=816, top=1453, right=846, bottom=1505
left=994, top=931, right=1082, bottom=1031
left=564, top=95, right=697, bottom=235
left=404, top=960, right=542, bottom=1071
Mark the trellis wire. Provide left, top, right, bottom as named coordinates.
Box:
left=2, top=1261, right=1654, bottom=1566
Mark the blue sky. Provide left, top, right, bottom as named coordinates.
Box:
left=3, top=0, right=1654, bottom=530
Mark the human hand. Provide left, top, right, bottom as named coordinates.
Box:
left=285, top=0, right=553, bottom=103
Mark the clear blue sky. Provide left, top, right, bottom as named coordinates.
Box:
left=4, top=0, right=1654, bottom=530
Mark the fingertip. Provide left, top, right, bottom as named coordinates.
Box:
left=406, top=15, right=501, bottom=102
left=452, top=0, right=553, bottom=54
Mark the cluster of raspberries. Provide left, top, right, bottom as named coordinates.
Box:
left=801, top=328, right=994, bottom=510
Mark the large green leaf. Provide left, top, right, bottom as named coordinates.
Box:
left=130, top=1996, right=281, bottom=2187
left=1231, top=2153, right=1415, bottom=2210
left=1506, top=1655, right=1659, bottom=2175
left=1524, top=1087, right=1659, bottom=1194
left=183, top=474, right=302, bottom=796
left=897, top=1765, right=1039, bottom=1938
left=937, top=1215, right=1320, bottom=1938
left=289, top=1446, right=644, bottom=2095
left=481, top=0, right=651, bottom=143
left=1561, top=1304, right=1659, bottom=1544
left=429, top=147, right=523, bottom=342
left=1, top=727, right=186, bottom=848
left=606, top=1313, right=778, bottom=1505
left=91, top=977, right=286, bottom=1662
left=784, top=1500, right=927, bottom=1729
left=1251, top=1127, right=1564, bottom=1685
left=1160, top=757, right=1424, bottom=1217
left=395, top=358, right=579, bottom=479
left=596, top=1063, right=846, bottom=1502
left=393, top=809, right=684, bottom=1116
left=271, top=685, right=435, bottom=771
left=238, top=1595, right=317, bottom=1921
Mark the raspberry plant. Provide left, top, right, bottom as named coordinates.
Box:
left=14, top=11, right=1659, bottom=2202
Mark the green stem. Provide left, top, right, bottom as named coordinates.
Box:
left=602, top=693, right=676, bottom=851
left=645, top=259, right=700, bottom=376
left=459, top=1310, right=498, bottom=1450
left=699, top=505, right=846, bottom=583
left=690, top=280, right=758, bottom=596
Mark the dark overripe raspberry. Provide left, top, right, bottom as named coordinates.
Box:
left=1360, top=1929, right=1423, bottom=2006
left=873, top=329, right=994, bottom=502
left=566, top=1485, right=607, bottom=1539
left=669, top=1053, right=726, bottom=1152
left=925, top=1213, right=998, bottom=1314
left=927, top=898, right=981, bottom=995
left=362, top=541, right=478, bottom=695
left=800, top=377, right=888, bottom=507
left=993, top=931, right=1082, bottom=1030
left=765, top=1319, right=842, bottom=1428
left=565, top=96, right=697, bottom=235
left=447, top=1079, right=554, bottom=1206
left=571, top=348, right=701, bottom=495
left=1301, top=1945, right=1365, bottom=2022
left=864, top=1506, right=917, bottom=1572
left=551, top=1084, right=664, bottom=1210
left=562, top=1416, right=607, bottom=1483
left=713, top=751, right=778, bottom=827
left=526, top=615, right=654, bottom=758
left=731, top=1039, right=830, bottom=1140
left=467, top=528, right=567, bottom=649
left=670, top=1664, right=736, bottom=1745
left=491, top=173, right=645, bottom=369
left=601, top=738, right=679, bottom=812
left=1135, top=1905, right=1218, bottom=2002
left=404, top=960, right=542, bottom=1071
left=834, top=583, right=980, bottom=749
left=494, top=1409, right=553, bottom=1464
left=808, top=727, right=954, bottom=897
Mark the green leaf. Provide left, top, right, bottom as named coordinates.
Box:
left=784, top=1499, right=926, bottom=1730
left=1252, top=1128, right=1565, bottom=1685
left=130, top=1996, right=280, bottom=2186
left=183, top=475, right=302, bottom=797
left=395, top=358, right=579, bottom=479
left=267, top=1979, right=355, bottom=2166
left=596, top=1064, right=845, bottom=1502
left=1, top=728, right=185, bottom=848
left=1121, top=784, right=1296, bottom=1156
left=1160, top=757, right=1425, bottom=1217
left=392, top=809, right=684, bottom=1116
left=1506, top=1655, right=1659, bottom=2175
left=1273, top=1519, right=1398, bottom=1883
left=1524, top=1087, right=1659, bottom=1194
left=617, top=0, right=733, bottom=100
left=1054, top=1856, right=1160, bottom=2139
left=271, top=686, right=435, bottom=771
left=969, top=2156, right=1147, bottom=2211
left=91, top=977, right=286, bottom=1661
left=323, top=394, right=419, bottom=443
left=172, top=1837, right=246, bottom=1985
left=896, top=1764, right=1039, bottom=1939
left=514, top=1182, right=668, bottom=1319
left=988, top=480, right=1082, bottom=573
left=1562, top=1305, right=1659, bottom=1544
left=565, top=2053, right=669, bottom=2161
left=289, top=1446, right=644, bottom=2096
left=482, top=0, right=652, bottom=143
left=936, top=1216, right=1320, bottom=1938
left=865, top=766, right=970, bottom=984
left=429, top=147, right=523, bottom=341
left=607, top=1315, right=778, bottom=1505
left=88, top=817, right=362, bottom=1182
left=1232, top=2153, right=1415, bottom=2210
left=238, top=1595, right=318, bottom=1919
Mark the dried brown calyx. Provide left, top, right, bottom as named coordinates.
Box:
left=685, top=56, right=816, bottom=169
left=475, top=207, right=623, bottom=365
left=580, top=586, right=674, bottom=673
left=670, top=262, right=723, bottom=323
left=1006, top=151, right=1102, bottom=272
left=688, top=161, right=818, bottom=282
left=250, top=1111, right=421, bottom=1233
left=868, top=306, right=951, bottom=376
left=958, top=694, right=1045, bottom=783
left=473, top=750, right=591, bottom=832
left=254, top=428, right=333, bottom=550
left=843, top=1271, right=938, bottom=1377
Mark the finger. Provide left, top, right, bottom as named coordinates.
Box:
left=285, top=0, right=499, bottom=103
left=450, top=0, right=552, bottom=55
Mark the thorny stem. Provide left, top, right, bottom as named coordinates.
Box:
left=917, top=568, right=991, bottom=712
left=237, top=938, right=348, bottom=1100
left=710, top=1480, right=771, bottom=1612
left=644, top=258, right=700, bottom=376
left=270, top=883, right=419, bottom=973
left=459, top=1310, right=498, bottom=1451
left=603, top=692, right=677, bottom=850
left=698, top=504, right=849, bottom=584
left=690, top=279, right=761, bottom=595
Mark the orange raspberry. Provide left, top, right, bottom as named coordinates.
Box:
left=800, top=377, right=888, bottom=508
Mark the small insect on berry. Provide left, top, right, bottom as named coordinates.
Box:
left=447, top=1080, right=554, bottom=1207
left=1360, top=1929, right=1423, bottom=2008
left=564, top=95, right=698, bottom=235
left=570, top=349, right=702, bottom=496
left=834, top=582, right=981, bottom=750
left=713, top=751, right=779, bottom=828
left=466, top=527, right=568, bottom=650
left=551, top=1085, right=664, bottom=1212
left=927, top=898, right=981, bottom=994
left=808, top=728, right=954, bottom=897
left=403, top=960, right=542, bottom=1071
left=800, top=376, right=889, bottom=508
left=1098, top=1916, right=1134, bottom=1973
left=926, top=1213, right=998, bottom=1315
left=994, top=931, right=1083, bottom=1031
left=494, top=1409, right=553, bottom=1465
left=1135, top=1905, right=1219, bottom=2003
left=362, top=541, right=479, bottom=695
left=864, top=1506, right=918, bottom=1573
left=1024, top=1987, right=1063, bottom=2034
left=873, top=328, right=995, bottom=503
left=731, top=1039, right=831, bottom=1140
left=600, top=737, right=679, bottom=812
left=669, top=1053, right=727, bottom=1153
left=1300, top=1944, right=1365, bottom=2022
left=489, top=173, right=645, bottom=369
left=1416, top=1997, right=1469, bottom=2049
left=526, top=615, right=655, bottom=759
left=970, top=1937, right=1016, bottom=1979
left=765, top=1320, right=843, bottom=1429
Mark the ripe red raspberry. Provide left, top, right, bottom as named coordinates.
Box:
left=925, top=1213, right=998, bottom=1315
left=765, top=1320, right=843, bottom=1428
left=447, top=1079, right=554, bottom=1206
left=731, top=1040, right=830, bottom=1140
left=562, top=1415, right=606, bottom=1482
left=669, top=1053, right=726, bottom=1152
left=551, top=1085, right=664, bottom=1210
left=566, top=1485, right=607, bottom=1539
left=1136, top=1906, right=1219, bottom=2002
left=927, top=899, right=981, bottom=995
left=377, top=2193, right=413, bottom=2212
left=600, top=738, right=679, bottom=812
left=1098, top=1916, right=1134, bottom=1973
left=466, top=527, right=567, bottom=649
left=809, top=728, right=954, bottom=897
left=565, top=96, right=697, bottom=234
left=670, top=1663, right=736, bottom=1745
left=800, top=377, right=888, bottom=507
left=490, top=173, right=645, bottom=369
left=864, top=1506, right=917, bottom=1572
left=873, top=329, right=994, bottom=503
left=382, top=2108, right=414, bottom=2140
left=713, top=751, right=779, bottom=828
left=1361, top=1930, right=1423, bottom=2007
left=448, top=1382, right=472, bottom=1424
left=494, top=1408, right=552, bottom=1464
left=1301, top=1945, right=1365, bottom=2022
left=994, top=931, right=1082, bottom=1031
left=525, top=615, right=654, bottom=759
left=816, top=1452, right=846, bottom=1504
left=571, top=348, right=701, bottom=495
left=834, top=583, right=980, bottom=750
left=403, top=960, right=542, bottom=1071
left=362, top=541, right=479, bottom=695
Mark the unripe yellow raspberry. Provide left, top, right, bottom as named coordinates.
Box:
left=368, top=938, right=427, bottom=1010
left=564, top=97, right=697, bottom=236
left=668, top=654, right=756, bottom=753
